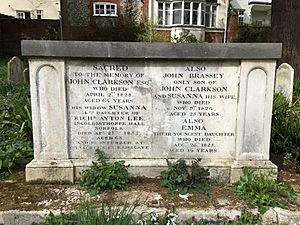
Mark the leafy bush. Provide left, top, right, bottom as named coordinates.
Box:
left=137, top=19, right=169, bottom=42
left=0, top=80, right=33, bottom=173
left=236, top=25, right=271, bottom=43
left=41, top=26, right=59, bottom=40
left=160, top=159, right=210, bottom=194
left=79, top=150, right=130, bottom=195
left=232, top=167, right=296, bottom=214
left=271, top=80, right=300, bottom=170
left=172, top=30, right=199, bottom=43
left=0, top=58, right=8, bottom=80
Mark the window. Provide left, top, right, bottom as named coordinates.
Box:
left=157, top=1, right=217, bottom=27
left=173, top=2, right=182, bottom=24
left=184, top=2, right=190, bottom=25
left=93, top=2, right=117, bottom=16
left=158, top=3, right=164, bottom=24
left=237, top=9, right=245, bottom=25
left=255, top=20, right=263, bottom=26
left=17, top=11, right=31, bottom=19
left=204, top=5, right=217, bottom=27
left=192, top=3, right=199, bottom=25
left=36, top=10, right=43, bottom=19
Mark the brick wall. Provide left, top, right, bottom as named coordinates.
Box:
left=0, top=19, right=60, bottom=56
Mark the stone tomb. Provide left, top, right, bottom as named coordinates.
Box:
left=22, top=41, right=282, bottom=183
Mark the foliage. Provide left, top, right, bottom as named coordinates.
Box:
left=232, top=167, right=296, bottom=214
left=219, top=210, right=262, bottom=225
left=0, top=80, right=33, bottom=173
left=137, top=19, right=169, bottom=42
left=236, top=25, right=271, bottom=43
left=41, top=26, right=59, bottom=40
left=172, top=30, right=199, bottom=43
left=79, top=150, right=130, bottom=195
left=35, top=200, right=136, bottom=225
left=0, top=58, right=8, bottom=80
left=160, top=159, right=210, bottom=195
left=37, top=203, right=266, bottom=225
left=271, top=81, right=300, bottom=170
left=137, top=209, right=179, bottom=225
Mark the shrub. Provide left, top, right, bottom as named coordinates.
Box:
left=271, top=80, right=300, bottom=170
left=236, top=25, right=271, bottom=43
left=79, top=150, right=130, bottom=195
left=0, top=58, right=8, bottom=80
left=172, top=30, right=199, bottom=43
left=232, top=167, right=296, bottom=214
left=160, top=159, right=210, bottom=194
left=0, top=80, right=33, bottom=173
left=137, top=19, right=169, bottom=42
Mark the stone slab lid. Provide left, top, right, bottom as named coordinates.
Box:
left=22, top=40, right=282, bottom=59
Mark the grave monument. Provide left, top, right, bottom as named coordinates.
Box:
left=22, top=41, right=282, bottom=183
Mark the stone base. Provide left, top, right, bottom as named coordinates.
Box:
left=26, top=159, right=278, bottom=184
left=26, top=160, right=74, bottom=183
left=72, top=158, right=233, bottom=182
left=230, top=160, right=277, bottom=183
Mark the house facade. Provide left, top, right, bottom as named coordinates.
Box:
left=150, top=0, right=228, bottom=42
left=230, top=0, right=271, bottom=26
left=61, top=0, right=229, bottom=42
left=0, top=0, right=60, bottom=20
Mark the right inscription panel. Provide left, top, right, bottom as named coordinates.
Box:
left=151, top=60, right=240, bottom=159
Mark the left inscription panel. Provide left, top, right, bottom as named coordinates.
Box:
left=67, top=60, right=153, bottom=159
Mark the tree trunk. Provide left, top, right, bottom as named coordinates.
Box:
left=272, top=0, right=300, bottom=80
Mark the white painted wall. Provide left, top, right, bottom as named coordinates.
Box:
left=0, top=0, right=60, bottom=19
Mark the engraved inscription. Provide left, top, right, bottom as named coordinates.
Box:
left=67, top=60, right=239, bottom=159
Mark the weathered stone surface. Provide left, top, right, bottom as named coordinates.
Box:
left=275, top=63, right=294, bottom=101
left=26, top=160, right=74, bottom=183
left=21, top=41, right=282, bottom=59
left=22, top=41, right=280, bottom=183
left=67, top=60, right=238, bottom=160
left=230, top=160, right=277, bottom=183
left=7, top=56, right=23, bottom=82
left=274, top=207, right=300, bottom=224
left=262, top=208, right=278, bottom=224
left=23, top=68, right=30, bottom=83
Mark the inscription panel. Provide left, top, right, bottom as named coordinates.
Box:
left=67, top=60, right=240, bottom=159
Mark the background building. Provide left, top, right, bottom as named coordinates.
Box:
left=230, top=0, right=271, bottom=26
left=0, top=0, right=60, bottom=20
left=61, top=0, right=229, bottom=42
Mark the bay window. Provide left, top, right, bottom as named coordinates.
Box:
left=157, top=1, right=217, bottom=27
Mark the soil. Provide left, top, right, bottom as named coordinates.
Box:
left=0, top=167, right=299, bottom=212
